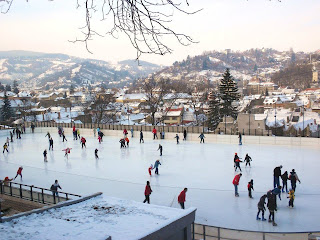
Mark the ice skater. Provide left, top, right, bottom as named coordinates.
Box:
left=183, top=129, right=187, bottom=141
left=234, top=153, right=241, bottom=169
left=232, top=173, right=242, bottom=197
left=238, top=133, right=242, bottom=145
left=49, top=137, right=53, bottom=150
left=244, top=153, right=252, bottom=167
left=288, top=189, right=295, bottom=208
left=6, top=137, right=10, bottom=147
left=273, top=165, right=282, bottom=188
left=267, top=192, right=277, bottom=226
left=148, top=164, right=153, bottom=176
left=174, top=134, right=180, bottom=144
left=130, top=127, right=134, bottom=138
left=14, top=166, right=23, bottom=180
left=289, top=169, right=301, bottom=192
left=140, top=130, right=144, bottom=143
left=154, top=159, right=161, bottom=175
left=119, top=138, right=126, bottom=148
left=43, top=149, right=48, bottom=162
left=281, top=171, right=289, bottom=193
left=125, top=137, right=129, bottom=147
left=45, top=132, right=51, bottom=140
left=98, top=135, right=102, bottom=144
left=234, top=157, right=242, bottom=172
left=77, top=129, right=80, bottom=139
left=272, top=186, right=282, bottom=200
left=248, top=179, right=254, bottom=198
left=98, top=131, right=104, bottom=142
left=50, top=180, right=62, bottom=202
left=95, top=149, right=99, bottom=159
left=10, top=131, right=13, bottom=142
left=178, top=188, right=188, bottom=209
left=152, top=127, right=158, bottom=140
left=80, top=137, right=86, bottom=148
left=256, top=194, right=267, bottom=221
left=143, top=181, right=152, bottom=204
left=198, top=133, right=205, bottom=143
left=3, top=143, right=8, bottom=153
left=62, top=132, right=67, bottom=142
left=62, top=148, right=72, bottom=158
left=123, top=128, right=128, bottom=137
left=157, top=144, right=163, bottom=156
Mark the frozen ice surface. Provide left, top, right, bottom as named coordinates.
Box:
left=0, top=129, right=319, bottom=232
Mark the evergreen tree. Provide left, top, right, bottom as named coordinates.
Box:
left=0, top=82, right=4, bottom=91
left=13, top=80, right=19, bottom=94
left=5, top=84, right=11, bottom=91
left=2, top=91, right=12, bottom=120
left=207, top=94, right=221, bottom=130
left=70, top=84, right=75, bottom=95
left=253, top=64, right=258, bottom=72
left=219, top=68, right=239, bottom=119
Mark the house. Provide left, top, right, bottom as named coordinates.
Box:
left=116, top=94, right=147, bottom=103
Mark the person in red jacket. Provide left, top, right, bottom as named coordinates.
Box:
left=232, top=173, right=242, bottom=197
left=143, top=181, right=152, bottom=204
left=125, top=137, right=130, bottom=147
left=178, top=188, right=188, bottom=209
left=152, top=127, right=158, bottom=140
left=80, top=137, right=86, bottom=148
left=14, top=166, right=23, bottom=180
left=148, top=164, right=153, bottom=176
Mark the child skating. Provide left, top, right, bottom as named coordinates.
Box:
left=174, top=134, right=180, bottom=144
left=154, top=160, right=161, bottom=175
left=95, top=149, right=99, bottom=159
left=288, top=189, right=295, bottom=208
left=148, top=164, right=153, bottom=176
left=256, top=194, right=267, bottom=221
left=248, top=179, right=254, bottom=198
left=62, top=148, right=72, bottom=158
left=14, top=166, right=23, bottom=180
left=3, top=143, right=8, bottom=153
left=125, top=137, right=129, bottom=147
left=49, top=138, right=53, bottom=150
left=81, top=137, right=86, bottom=148
left=244, top=153, right=252, bottom=167
left=234, top=158, right=242, bottom=172
left=98, top=135, right=102, bottom=144
left=43, top=149, right=48, bottom=162
left=157, top=144, right=163, bottom=156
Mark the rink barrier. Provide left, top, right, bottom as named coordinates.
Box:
left=0, top=181, right=81, bottom=205
left=21, top=123, right=320, bottom=147
left=191, top=223, right=320, bottom=240
left=0, top=192, right=102, bottom=223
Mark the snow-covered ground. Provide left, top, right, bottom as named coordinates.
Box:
left=0, top=130, right=319, bottom=233
left=0, top=195, right=194, bottom=240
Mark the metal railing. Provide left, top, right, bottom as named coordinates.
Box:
left=0, top=181, right=81, bottom=205
left=192, top=223, right=320, bottom=240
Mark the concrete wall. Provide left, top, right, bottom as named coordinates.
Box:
left=32, top=127, right=320, bottom=147
left=141, top=208, right=196, bottom=240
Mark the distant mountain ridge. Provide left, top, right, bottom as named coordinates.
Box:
left=0, top=50, right=162, bottom=89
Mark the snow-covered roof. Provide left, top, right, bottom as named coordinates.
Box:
left=0, top=91, right=16, bottom=97
left=117, top=93, right=147, bottom=101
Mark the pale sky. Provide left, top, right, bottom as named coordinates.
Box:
left=0, top=0, right=319, bottom=65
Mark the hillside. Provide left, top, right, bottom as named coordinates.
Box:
left=0, top=51, right=162, bottom=89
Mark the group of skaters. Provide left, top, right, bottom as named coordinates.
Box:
left=232, top=162, right=301, bottom=226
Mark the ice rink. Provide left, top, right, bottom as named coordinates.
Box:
left=0, top=129, right=319, bottom=232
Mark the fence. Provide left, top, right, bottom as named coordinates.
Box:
left=19, top=121, right=320, bottom=138
left=0, top=181, right=81, bottom=205
left=192, top=223, right=320, bottom=240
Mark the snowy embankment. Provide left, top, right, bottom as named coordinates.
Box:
left=0, top=195, right=195, bottom=240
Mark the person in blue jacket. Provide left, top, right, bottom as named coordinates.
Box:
left=154, top=160, right=161, bottom=175
left=199, top=133, right=205, bottom=143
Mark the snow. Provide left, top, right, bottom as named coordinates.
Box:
left=0, top=195, right=195, bottom=240
left=0, top=130, right=320, bottom=233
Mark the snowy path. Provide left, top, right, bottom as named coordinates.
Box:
left=0, top=130, right=319, bottom=232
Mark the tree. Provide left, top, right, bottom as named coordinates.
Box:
left=70, top=84, right=75, bottom=95
left=253, top=64, right=258, bottom=72
left=5, top=84, right=11, bottom=91
left=92, top=95, right=116, bottom=124
left=207, top=93, right=221, bottom=130
left=13, top=80, right=19, bottom=94
left=0, top=82, right=4, bottom=91
left=1, top=91, right=13, bottom=120
left=219, top=68, right=239, bottom=120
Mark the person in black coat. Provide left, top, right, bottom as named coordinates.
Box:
left=273, top=165, right=282, bottom=188
left=157, top=144, right=163, bottom=156
left=267, top=192, right=277, bottom=226
left=140, top=130, right=144, bottom=143
left=289, top=169, right=301, bottom=192
left=256, top=194, right=267, bottom=221
left=281, top=171, right=289, bottom=193
left=244, top=154, right=252, bottom=167
left=183, top=129, right=187, bottom=141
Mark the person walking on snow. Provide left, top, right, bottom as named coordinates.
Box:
left=80, top=137, right=86, bottom=148
left=288, top=189, right=295, bottom=208
left=178, top=188, right=188, bottom=209
left=157, top=144, right=163, bottom=156
left=148, top=164, right=153, bottom=176
left=256, top=194, right=267, bottom=221
left=273, top=165, right=282, bottom=188
left=238, top=133, right=242, bottom=145
left=174, top=134, right=180, bottom=144
left=281, top=171, right=289, bottom=193
left=14, top=166, right=23, bottom=180
left=152, top=127, right=158, bottom=140
left=43, top=149, right=48, bottom=162
left=154, top=160, right=161, bottom=175
left=199, top=133, right=205, bottom=143
left=232, top=173, right=242, bottom=197
left=244, top=154, right=252, bottom=167
left=183, top=129, right=187, bottom=141
left=289, top=169, right=301, bottom=192
left=140, top=130, right=144, bottom=143
left=49, top=137, right=53, bottom=150
left=95, top=149, right=99, bottom=159
left=3, top=143, right=8, bottom=153
left=143, top=181, right=152, bottom=204
left=62, top=148, right=72, bottom=158
left=248, top=179, right=254, bottom=198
